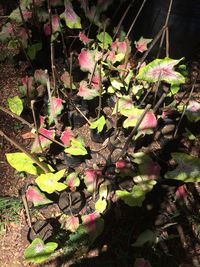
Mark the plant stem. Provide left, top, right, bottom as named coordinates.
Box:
left=118, top=104, right=152, bottom=159
left=0, top=105, right=66, bottom=148
left=18, top=2, right=32, bottom=44
left=0, top=129, right=50, bottom=173
left=47, top=0, right=56, bottom=94
left=31, top=100, right=43, bottom=153
left=113, top=0, right=134, bottom=40
left=157, top=0, right=173, bottom=58
left=126, top=0, right=147, bottom=38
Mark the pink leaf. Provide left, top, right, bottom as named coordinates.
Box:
left=60, top=71, right=71, bottom=88
left=21, top=76, right=34, bottom=95
left=176, top=185, right=187, bottom=199
left=5, top=23, right=14, bottom=34
left=78, top=81, right=99, bottom=100
left=78, top=49, right=102, bottom=73
left=34, top=69, right=48, bottom=85
left=26, top=185, right=53, bottom=207
left=31, top=128, right=55, bottom=153
left=22, top=10, right=32, bottom=20
left=135, top=37, right=152, bottom=53
left=44, top=23, right=51, bottom=36
left=138, top=111, right=157, bottom=132
left=79, top=31, right=91, bottom=44
left=82, top=212, right=100, bottom=233
left=52, top=15, right=60, bottom=33
left=48, top=97, right=64, bottom=124
left=84, top=169, right=102, bottom=193
left=39, top=116, right=46, bottom=128
left=18, top=27, right=28, bottom=47
left=107, top=50, right=116, bottom=62
left=116, top=160, right=127, bottom=169
left=111, top=38, right=129, bottom=54
left=63, top=215, right=79, bottom=232
left=60, top=128, right=73, bottom=147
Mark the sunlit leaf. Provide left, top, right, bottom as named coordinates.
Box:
left=116, top=180, right=156, bottom=207
left=6, top=152, right=41, bottom=175
left=64, top=138, right=88, bottom=156
left=60, top=0, right=82, bottom=29
left=165, top=152, right=200, bottom=182
left=112, top=95, right=133, bottom=114
left=7, top=96, right=23, bottom=116
left=136, top=58, right=185, bottom=85
left=90, top=116, right=106, bottom=133
left=35, top=169, right=66, bottom=194
left=95, top=183, right=108, bottom=213
left=78, top=49, right=101, bottom=73
left=26, top=185, right=53, bottom=207
left=24, top=238, right=58, bottom=263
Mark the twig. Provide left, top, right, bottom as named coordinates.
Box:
left=113, top=0, right=135, bottom=40
left=126, top=0, right=147, bottom=38
left=0, top=129, right=50, bottom=173
left=47, top=0, right=56, bottom=94
left=0, top=105, right=66, bottom=149
left=117, top=104, right=152, bottom=159
left=157, top=0, right=173, bottom=58
left=165, top=27, right=169, bottom=57
left=61, top=89, right=91, bottom=125
left=31, top=100, right=43, bottom=153
left=174, top=76, right=197, bottom=137
left=69, top=52, right=73, bottom=94
left=21, top=194, right=33, bottom=229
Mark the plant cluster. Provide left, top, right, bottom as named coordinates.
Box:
left=1, top=0, right=200, bottom=265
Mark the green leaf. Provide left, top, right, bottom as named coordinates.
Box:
left=64, top=138, right=87, bottom=156
left=165, top=152, right=200, bottom=182
left=27, top=43, right=42, bottom=60
left=110, top=77, right=124, bottom=90
left=136, top=57, right=185, bottom=85
left=7, top=96, right=23, bottom=116
left=6, top=152, right=41, bottom=175
left=24, top=238, right=58, bottom=263
left=60, top=0, right=82, bottom=29
left=97, top=32, right=112, bottom=49
left=35, top=169, right=67, bottom=194
left=132, top=229, right=156, bottom=247
left=116, top=180, right=156, bottom=207
left=95, top=183, right=108, bottom=213
left=90, top=116, right=106, bottom=133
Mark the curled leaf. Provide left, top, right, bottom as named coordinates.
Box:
left=60, top=0, right=82, bottom=29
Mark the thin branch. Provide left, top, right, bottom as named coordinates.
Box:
left=0, top=129, right=50, bottom=173
left=31, top=100, right=43, bottom=153
left=126, top=0, right=147, bottom=38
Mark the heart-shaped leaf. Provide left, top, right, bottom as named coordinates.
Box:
left=78, top=49, right=101, bottom=73
left=165, top=152, right=200, bottom=182
left=48, top=97, right=64, bottom=124
left=7, top=96, right=23, bottom=116
left=34, top=69, right=48, bottom=85
left=60, top=71, right=75, bottom=89
left=185, top=100, right=200, bottom=122
left=26, top=185, right=53, bottom=207
left=135, top=36, right=152, bottom=53
left=97, top=32, right=112, bottom=49
left=6, top=152, right=41, bottom=175
left=60, top=128, right=74, bottom=147
left=64, top=138, right=88, bottom=156
left=24, top=238, right=58, bottom=263
left=59, top=214, right=79, bottom=232
left=78, top=81, right=99, bottom=100
left=136, top=58, right=185, bottom=85
left=31, top=128, right=55, bottom=153
left=66, top=172, right=80, bottom=190
left=112, top=95, right=133, bottom=114
left=83, top=169, right=102, bottom=193
left=90, top=115, right=106, bottom=133
left=35, top=169, right=66, bottom=194
left=116, top=180, right=156, bottom=207
left=60, top=0, right=82, bottom=29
